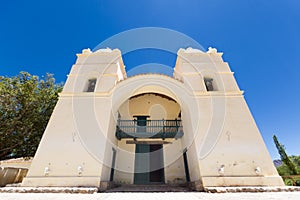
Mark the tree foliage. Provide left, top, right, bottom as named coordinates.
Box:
left=273, top=134, right=300, bottom=186
left=0, top=72, right=63, bottom=160
left=276, top=156, right=300, bottom=186
left=273, top=135, right=298, bottom=175
left=276, top=157, right=300, bottom=175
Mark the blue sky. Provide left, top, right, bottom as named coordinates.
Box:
left=0, top=0, right=299, bottom=159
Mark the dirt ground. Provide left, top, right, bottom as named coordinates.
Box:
left=1, top=192, right=300, bottom=200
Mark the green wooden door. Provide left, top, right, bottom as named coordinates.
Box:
left=150, top=144, right=164, bottom=183
left=134, top=144, right=164, bottom=184
left=134, top=144, right=150, bottom=184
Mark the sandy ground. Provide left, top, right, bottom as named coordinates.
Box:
left=1, top=192, right=300, bottom=200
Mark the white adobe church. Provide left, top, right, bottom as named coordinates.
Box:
left=22, top=47, right=284, bottom=190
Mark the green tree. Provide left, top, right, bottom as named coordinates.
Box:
left=290, top=155, right=300, bottom=169
left=273, top=135, right=298, bottom=175
left=0, top=72, right=63, bottom=159
left=276, top=157, right=300, bottom=186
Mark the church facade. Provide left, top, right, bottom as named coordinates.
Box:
left=22, top=47, right=284, bottom=190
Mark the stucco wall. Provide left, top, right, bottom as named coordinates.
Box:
left=22, top=47, right=284, bottom=188
left=118, top=93, right=180, bottom=120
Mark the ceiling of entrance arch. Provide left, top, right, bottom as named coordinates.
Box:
left=129, top=93, right=177, bottom=103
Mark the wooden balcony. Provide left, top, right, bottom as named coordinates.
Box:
left=116, top=119, right=184, bottom=140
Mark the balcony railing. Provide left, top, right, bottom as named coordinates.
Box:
left=116, top=119, right=184, bottom=140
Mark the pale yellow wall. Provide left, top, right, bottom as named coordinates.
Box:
left=163, top=139, right=186, bottom=184
left=119, top=93, right=180, bottom=120
left=23, top=47, right=284, bottom=188
left=114, top=139, right=135, bottom=184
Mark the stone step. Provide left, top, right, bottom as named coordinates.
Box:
left=0, top=187, right=98, bottom=194
left=204, top=186, right=300, bottom=193
left=106, top=184, right=191, bottom=192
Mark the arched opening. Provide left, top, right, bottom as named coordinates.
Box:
left=116, top=92, right=182, bottom=184
left=116, top=93, right=182, bottom=140
left=109, top=75, right=200, bottom=186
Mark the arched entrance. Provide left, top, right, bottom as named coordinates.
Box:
left=117, top=92, right=181, bottom=184
left=110, top=74, right=201, bottom=185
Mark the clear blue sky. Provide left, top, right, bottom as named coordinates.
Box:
left=0, top=0, right=299, bottom=159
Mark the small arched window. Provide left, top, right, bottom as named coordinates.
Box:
left=204, top=78, right=214, bottom=91
left=85, top=78, right=97, bottom=92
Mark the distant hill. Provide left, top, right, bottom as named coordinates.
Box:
left=273, top=159, right=283, bottom=167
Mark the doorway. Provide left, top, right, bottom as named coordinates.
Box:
left=134, top=115, right=149, bottom=133
left=134, top=144, right=164, bottom=184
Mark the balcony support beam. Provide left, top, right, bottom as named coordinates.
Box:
left=125, top=140, right=172, bottom=145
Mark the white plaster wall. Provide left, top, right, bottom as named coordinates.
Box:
left=175, top=47, right=283, bottom=186
left=23, top=47, right=283, bottom=188
left=198, top=96, right=278, bottom=177
left=119, top=93, right=180, bottom=120
left=163, top=139, right=186, bottom=184
left=114, top=140, right=135, bottom=184
left=22, top=97, right=104, bottom=187
left=23, top=49, right=125, bottom=187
